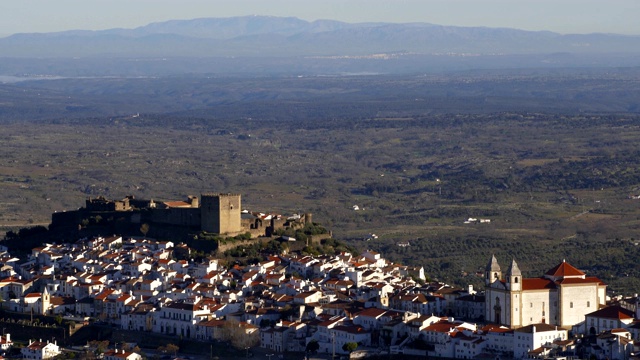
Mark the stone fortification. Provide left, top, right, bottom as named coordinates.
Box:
left=200, top=193, right=242, bottom=236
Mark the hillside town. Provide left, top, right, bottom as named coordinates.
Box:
left=0, top=234, right=640, bottom=360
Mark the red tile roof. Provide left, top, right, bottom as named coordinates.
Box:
left=522, top=278, right=556, bottom=290
left=586, top=306, right=635, bottom=320
left=545, top=261, right=585, bottom=278
left=557, top=277, right=605, bottom=285
left=424, top=321, right=456, bottom=333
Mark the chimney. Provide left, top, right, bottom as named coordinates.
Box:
left=5, top=334, right=9, bottom=342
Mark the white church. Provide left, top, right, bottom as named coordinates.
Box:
left=484, top=256, right=607, bottom=329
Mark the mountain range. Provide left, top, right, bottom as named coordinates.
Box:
left=1, top=16, right=639, bottom=75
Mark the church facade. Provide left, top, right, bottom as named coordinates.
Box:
left=484, top=256, right=606, bottom=329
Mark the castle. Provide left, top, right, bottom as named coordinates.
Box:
left=50, top=193, right=312, bottom=239
left=484, top=255, right=607, bottom=329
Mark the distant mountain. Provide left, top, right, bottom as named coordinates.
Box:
left=1, top=16, right=639, bottom=75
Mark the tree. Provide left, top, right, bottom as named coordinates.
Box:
left=140, top=223, right=150, bottom=237
left=342, top=342, right=358, bottom=354
left=158, top=344, right=179, bottom=356
left=305, top=340, right=319, bottom=354
left=219, top=320, right=260, bottom=349
left=89, top=340, right=110, bottom=356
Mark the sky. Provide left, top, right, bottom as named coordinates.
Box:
left=1, top=0, right=639, bottom=37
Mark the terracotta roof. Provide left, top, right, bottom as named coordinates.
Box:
left=355, top=307, right=388, bottom=318
left=522, top=278, right=556, bottom=290
left=545, top=261, right=585, bottom=278
left=515, top=323, right=562, bottom=333
left=424, top=321, right=456, bottom=333
left=333, top=325, right=368, bottom=334
left=27, top=341, right=48, bottom=350
left=557, top=276, right=605, bottom=285
left=586, top=306, right=635, bottom=320
left=163, top=201, right=191, bottom=208
left=481, top=324, right=512, bottom=334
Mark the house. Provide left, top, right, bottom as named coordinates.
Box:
left=389, top=291, right=444, bottom=315
left=453, top=293, right=485, bottom=321
left=0, top=334, right=12, bottom=351
left=153, top=299, right=212, bottom=339
left=332, top=325, right=371, bottom=353
left=293, top=291, right=321, bottom=305
left=421, top=319, right=478, bottom=359
left=353, top=308, right=402, bottom=331
left=122, top=303, right=155, bottom=332
left=584, top=306, right=636, bottom=335
left=586, top=329, right=634, bottom=360
left=261, top=326, right=290, bottom=353
left=480, top=324, right=513, bottom=355
left=0, top=276, right=35, bottom=300
left=21, top=340, right=60, bottom=360
left=103, top=349, right=143, bottom=360
left=512, top=323, right=568, bottom=359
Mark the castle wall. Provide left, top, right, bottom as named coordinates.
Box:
left=148, top=208, right=200, bottom=227
left=51, top=211, right=82, bottom=229
left=215, top=237, right=273, bottom=254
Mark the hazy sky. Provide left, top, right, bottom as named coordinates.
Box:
left=1, top=0, right=638, bottom=37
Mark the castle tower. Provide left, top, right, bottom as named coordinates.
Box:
left=485, top=254, right=502, bottom=285
left=506, top=259, right=522, bottom=292
left=200, top=193, right=242, bottom=235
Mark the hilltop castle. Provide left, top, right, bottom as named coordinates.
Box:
left=50, top=193, right=312, bottom=239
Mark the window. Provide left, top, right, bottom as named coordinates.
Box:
left=587, top=301, right=590, bottom=307
left=570, top=302, right=573, bottom=308
left=530, top=303, right=533, bottom=308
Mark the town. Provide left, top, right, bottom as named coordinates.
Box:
left=1, top=194, right=640, bottom=360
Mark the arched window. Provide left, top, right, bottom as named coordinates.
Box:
left=514, top=277, right=519, bottom=283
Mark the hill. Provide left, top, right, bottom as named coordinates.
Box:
left=3, top=90, right=640, bottom=294
left=1, top=16, right=640, bottom=76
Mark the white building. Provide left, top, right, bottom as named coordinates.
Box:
left=0, top=333, right=12, bottom=351
left=21, top=340, right=60, bottom=360
left=513, top=324, right=568, bottom=359
left=584, top=305, right=636, bottom=335
left=485, top=256, right=606, bottom=328
left=103, top=349, right=143, bottom=360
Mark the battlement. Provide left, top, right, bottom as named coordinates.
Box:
left=86, top=196, right=131, bottom=212
left=201, top=193, right=241, bottom=198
